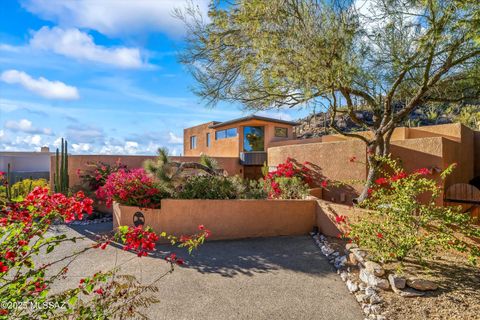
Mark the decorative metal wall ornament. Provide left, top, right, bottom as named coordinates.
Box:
left=133, top=211, right=145, bottom=227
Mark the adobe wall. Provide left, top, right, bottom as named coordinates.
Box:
left=113, top=199, right=316, bottom=240
left=268, top=140, right=367, bottom=204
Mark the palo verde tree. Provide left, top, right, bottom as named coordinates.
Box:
left=177, top=0, right=480, bottom=202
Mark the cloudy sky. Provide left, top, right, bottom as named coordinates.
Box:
left=0, top=0, right=308, bottom=155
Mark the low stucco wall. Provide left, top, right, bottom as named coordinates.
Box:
left=315, top=200, right=370, bottom=237
left=113, top=199, right=317, bottom=240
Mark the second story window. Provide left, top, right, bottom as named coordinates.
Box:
left=274, top=127, right=288, bottom=137
left=190, top=136, right=197, bottom=149
left=206, top=133, right=211, bottom=147
left=215, top=128, right=237, bottom=140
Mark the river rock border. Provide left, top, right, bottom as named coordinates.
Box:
left=310, top=232, right=438, bottom=320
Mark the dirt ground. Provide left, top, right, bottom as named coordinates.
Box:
left=382, top=252, right=480, bottom=320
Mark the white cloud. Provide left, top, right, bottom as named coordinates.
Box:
left=22, top=0, right=210, bottom=38
left=30, top=27, right=145, bottom=68
left=71, top=143, right=92, bottom=153
left=16, top=134, right=43, bottom=147
left=4, top=118, right=53, bottom=135
left=168, top=132, right=183, bottom=144
left=1, top=69, right=79, bottom=100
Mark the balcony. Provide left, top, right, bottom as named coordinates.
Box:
left=240, top=151, right=267, bottom=166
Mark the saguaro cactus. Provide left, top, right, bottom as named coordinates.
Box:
left=54, top=138, right=69, bottom=194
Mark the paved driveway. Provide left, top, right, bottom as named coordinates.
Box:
left=44, top=222, right=363, bottom=320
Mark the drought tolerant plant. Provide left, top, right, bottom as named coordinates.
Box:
left=264, top=158, right=314, bottom=199
left=178, top=175, right=238, bottom=200
left=78, top=160, right=129, bottom=192
left=344, top=157, right=480, bottom=265
left=53, top=138, right=69, bottom=195
left=0, top=187, right=210, bottom=319
left=96, top=168, right=167, bottom=208
left=144, top=148, right=225, bottom=195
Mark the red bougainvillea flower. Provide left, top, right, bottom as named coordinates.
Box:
left=34, top=281, right=46, bottom=293
left=374, top=177, right=389, bottom=185
left=321, top=180, right=328, bottom=188
left=0, top=171, right=5, bottom=176
left=367, top=188, right=373, bottom=196
left=79, top=278, right=85, bottom=284
left=376, top=232, right=384, bottom=239
left=0, top=262, right=8, bottom=273
left=122, top=226, right=159, bottom=257
left=390, top=172, right=407, bottom=182
left=0, top=309, right=8, bottom=315
left=335, top=215, right=347, bottom=224
left=94, top=288, right=104, bottom=295
left=18, top=240, right=28, bottom=246
left=198, top=224, right=205, bottom=231
left=165, top=253, right=184, bottom=266
left=414, top=168, right=431, bottom=175
left=5, top=251, right=15, bottom=261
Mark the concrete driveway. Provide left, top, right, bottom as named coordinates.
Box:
left=44, top=222, right=363, bottom=320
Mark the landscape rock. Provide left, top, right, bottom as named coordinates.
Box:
left=334, top=255, right=347, bottom=269
left=351, top=248, right=367, bottom=265
left=340, top=271, right=348, bottom=282
left=370, top=304, right=382, bottom=315
left=321, top=244, right=335, bottom=256
left=364, top=286, right=377, bottom=297
left=388, top=273, right=406, bottom=290
left=360, top=269, right=390, bottom=290
left=406, top=278, right=438, bottom=291
left=346, top=279, right=359, bottom=293
left=364, top=261, right=385, bottom=277
left=369, top=294, right=382, bottom=304
left=348, top=252, right=358, bottom=265
left=346, top=243, right=358, bottom=251
left=398, top=287, right=425, bottom=297
left=355, top=293, right=368, bottom=303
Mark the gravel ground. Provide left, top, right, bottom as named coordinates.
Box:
left=382, top=253, right=480, bottom=320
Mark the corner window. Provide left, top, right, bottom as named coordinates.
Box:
left=275, top=127, right=288, bottom=137
left=190, top=136, right=197, bottom=149
left=206, top=133, right=211, bottom=147
left=215, top=128, right=237, bottom=140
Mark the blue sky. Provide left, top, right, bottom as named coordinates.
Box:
left=0, top=0, right=309, bottom=155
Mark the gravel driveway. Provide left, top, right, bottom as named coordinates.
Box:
left=43, top=222, right=363, bottom=320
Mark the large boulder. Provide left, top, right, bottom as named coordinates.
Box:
left=406, top=278, right=438, bottom=291
left=360, top=268, right=390, bottom=290
left=364, top=261, right=385, bottom=277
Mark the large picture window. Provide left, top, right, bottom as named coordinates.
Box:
left=215, top=128, right=237, bottom=140
left=243, top=126, right=264, bottom=152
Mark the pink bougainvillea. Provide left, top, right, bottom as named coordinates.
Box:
left=96, top=169, right=164, bottom=208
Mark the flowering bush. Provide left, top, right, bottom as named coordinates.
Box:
left=264, top=158, right=314, bottom=199
left=344, top=157, right=480, bottom=265
left=78, top=160, right=129, bottom=191
left=96, top=168, right=168, bottom=208
left=0, top=186, right=210, bottom=319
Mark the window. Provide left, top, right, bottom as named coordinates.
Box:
left=275, top=127, right=288, bottom=137
left=206, top=133, right=211, bottom=147
left=243, top=126, right=264, bottom=151
left=190, top=136, right=197, bottom=149
left=215, top=128, right=237, bottom=140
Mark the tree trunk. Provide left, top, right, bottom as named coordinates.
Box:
left=355, top=129, right=393, bottom=203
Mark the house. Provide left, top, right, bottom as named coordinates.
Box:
left=0, top=147, right=52, bottom=183
left=183, top=115, right=298, bottom=178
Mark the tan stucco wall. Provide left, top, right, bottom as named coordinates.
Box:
left=113, top=199, right=316, bottom=240
left=268, top=140, right=367, bottom=204
left=183, top=119, right=294, bottom=157
left=315, top=200, right=370, bottom=237
left=268, top=123, right=476, bottom=205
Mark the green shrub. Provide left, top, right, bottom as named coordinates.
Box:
left=178, top=175, right=238, bottom=199
left=348, top=157, right=480, bottom=265
left=264, top=176, right=310, bottom=200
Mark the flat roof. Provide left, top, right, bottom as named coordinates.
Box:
left=209, top=115, right=299, bottom=129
